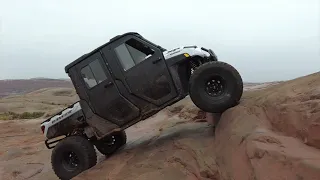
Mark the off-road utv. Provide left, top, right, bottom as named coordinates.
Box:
left=40, top=32, right=243, bottom=180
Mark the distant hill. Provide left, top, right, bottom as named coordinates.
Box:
left=0, top=78, right=74, bottom=98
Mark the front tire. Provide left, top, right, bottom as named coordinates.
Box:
left=51, top=135, right=97, bottom=180
left=189, top=61, right=243, bottom=113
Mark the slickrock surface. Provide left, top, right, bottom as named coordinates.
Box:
left=1, top=72, right=319, bottom=180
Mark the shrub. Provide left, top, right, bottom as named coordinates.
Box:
left=0, top=111, right=45, bottom=120
left=52, top=90, right=73, bottom=96
left=19, top=112, right=45, bottom=119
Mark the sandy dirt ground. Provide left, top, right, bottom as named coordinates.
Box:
left=0, top=87, right=78, bottom=116
left=0, top=72, right=319, bottom=180
left=0, top=98, right=215, bottom=180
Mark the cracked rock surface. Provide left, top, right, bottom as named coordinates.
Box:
left=213, top=72, right=320, bottom=180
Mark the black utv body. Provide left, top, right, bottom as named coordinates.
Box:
left=65, top=32, right=242, bottom=139
left=48, top=32, right=243, bottom=179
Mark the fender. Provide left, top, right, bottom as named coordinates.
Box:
left=163, top=46, right=217, bottom=66
left=163, top=46, right=210, bottom=60
left=40, top=102, right=82, bottom=137
left=165, top=54, right=190, bottom=66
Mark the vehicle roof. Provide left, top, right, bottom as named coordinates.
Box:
left=64, top=32, right=142, bottom=73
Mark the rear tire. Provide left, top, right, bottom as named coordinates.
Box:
left=189, top=61, right=243, bottom=113
left=94, top=131, right=127, bottom=156
left=51, top=135, right=97, bottom=180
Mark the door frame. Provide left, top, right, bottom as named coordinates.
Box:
left=109, top=34, right=178, bottom=106
left=76, top=51, right=140, bottom=126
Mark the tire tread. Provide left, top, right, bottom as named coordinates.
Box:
left=189, top=61, right=243, bottom=113
left=51, top=135, right=97, bottom=180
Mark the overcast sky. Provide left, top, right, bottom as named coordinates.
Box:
left=0, top=0, right=319, bottom=82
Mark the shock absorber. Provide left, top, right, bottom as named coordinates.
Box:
left=190, top=60, right=198, bottom=73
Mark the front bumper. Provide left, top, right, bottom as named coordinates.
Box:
left=183, top=45, right=218, bottom=61
left=200, top=47, right=218, bottom=61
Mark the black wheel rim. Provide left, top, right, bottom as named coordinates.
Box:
left=104, top=135, right=116, bottom=146
left=96, top=135, right=118, bottom=155
left=205, top=75, right=226, bottom=97
left=62, top=151, right=80, bottom=171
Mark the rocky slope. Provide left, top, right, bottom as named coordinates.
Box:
left=213, top=72, right=320, bottom=180
left=74, top=72, right=319, bottom=180
left=74, top=98, right=219, bottom=180
left=0, top=72, right=319, bottom=180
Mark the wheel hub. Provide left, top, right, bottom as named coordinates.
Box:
left=62, top=151, right=79, bottom=171
left=105, top=135, right=116, bottom=146
left=205, top=76, right=225, bottom=97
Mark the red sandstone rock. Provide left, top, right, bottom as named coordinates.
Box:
left=213, top=72, right=320, bottom=180
left=1, top=72, right=319, bottom=180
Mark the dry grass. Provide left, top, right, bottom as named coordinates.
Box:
left=0, top=111, right=45, bottom=120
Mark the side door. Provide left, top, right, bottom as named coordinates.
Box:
left=109, top=35, right=178, bottom=106
left=77, top=52, right=140, bottom=126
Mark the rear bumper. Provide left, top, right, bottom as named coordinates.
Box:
left=44, top=136, right=66, bottom=149
left=45, top=139, right=55, bottom=149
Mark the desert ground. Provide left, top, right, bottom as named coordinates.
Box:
left=0, top=72, right=319, bottom=180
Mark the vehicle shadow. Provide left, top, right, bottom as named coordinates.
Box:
left=99, top=121, right=215, bottom=162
